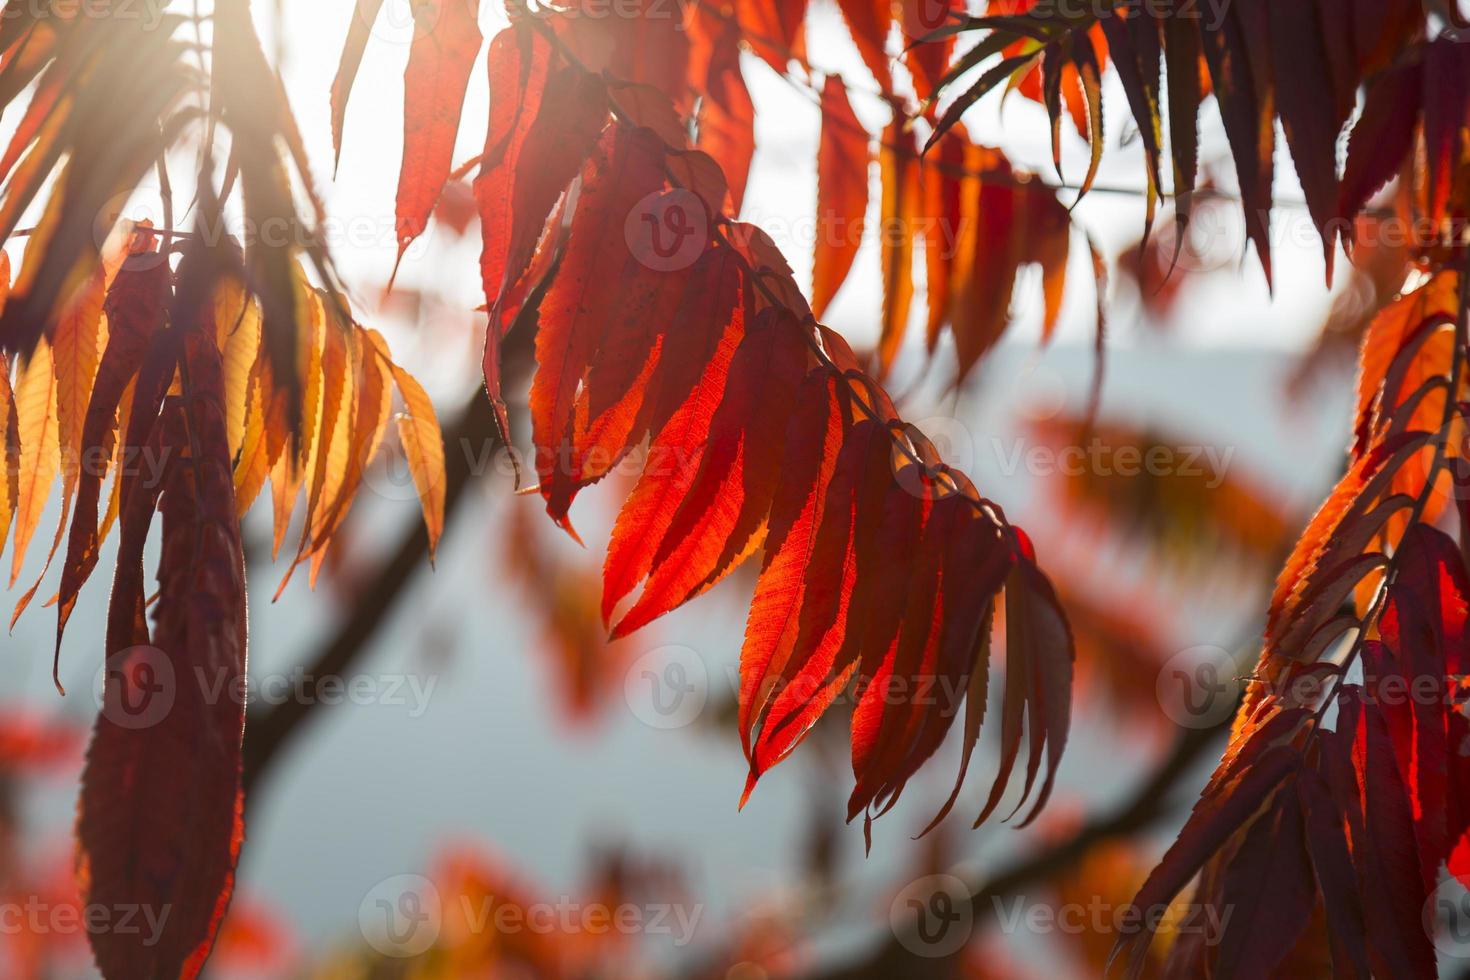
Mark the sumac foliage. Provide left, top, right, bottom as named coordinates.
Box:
left=920, top=1, right=1470, bottom=974
left=8, top=0, right=1470, bottom=975
left=344, top=6, right=1079, bottom=838
left=0, top=4, right=446, bottom=973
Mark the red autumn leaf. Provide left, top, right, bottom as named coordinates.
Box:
left=1339, top=56, right=1423, bottom=225
left=610, top=307, right=810, bottom=638
left=742, top=417, right=896, bottom=801
left=1375, top=525, right=1470, bottom=887
left=975, top=541, right=1074, bottom=827
left=737, top=370, right=846, bottom=770
left=555, top=0, right=691, bottom=112
left=835, top=0, right=893, bottom=93
left=558, top=240, right=726, bottom=515
left=1209, top=787, right=1316, bottom=976
left=395, top=0, right=483, bottom=257
left=1298, top=764, right=1373, bottom=977
left=1108, top=705, right=1307, bottom=976
left=531, top=124, right=671, bottom=531
left=476, top=27, right=607, bottom=445
left=601, top=259, right=746, bottom=627
left=1422, top=38, right=1470, bottom=229
left=735, top=0, right=806, bottom=75
left=1353, top=0, right=1426, bottom=75
left=694, top=14, right=755, bottom=215
left=1197, top=1, right=1275, bottom=282
left=1337, top=687, right=1439, bottom=976
left=849, top=485, right=1008, bottom=822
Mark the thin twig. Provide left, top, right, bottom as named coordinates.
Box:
left=810, top=709, right=1235, bottom=980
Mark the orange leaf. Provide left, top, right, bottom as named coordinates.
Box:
left=216, top=275, right=262, bottom=461
left=9, top=335, right=57, bottom=585
left=735, top=0, right=806, bottom=75
left=391, top=362, right=446, bottom=563
left=922, top=126, right=966, bottom=348
left=811, top=76, right=869, bottom=319
left=875, top=115, right=920, bottom=375
left=10, top=263, right=106, bottom=623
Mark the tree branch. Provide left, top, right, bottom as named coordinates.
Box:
left=240, top=328, right=534, bottom=797
left=814, top=711, right=1234, bottom=980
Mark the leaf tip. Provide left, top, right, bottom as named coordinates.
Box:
left=738, top=772, right=758, bottom=810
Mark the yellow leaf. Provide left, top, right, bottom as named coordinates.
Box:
left=270, top=285, right=324, bottom=560
left=233, top=364, right=278, bottom=518
left=216, top=276, right=263, bottom=460
left=281, top=305, right=354, bottom=592
left=305, top=326, right=393, bottom=583
left=391, top=362, right=445, bottom=563
left=10, top=338, right=58, bottom=585
left=11, top=266, right=107, bottom=625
